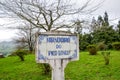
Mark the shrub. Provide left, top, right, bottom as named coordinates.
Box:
left=97, top=42, right=107, bottom=51
left=37, top=63, right=51, bottom=75
left=80, top=42, right=89, bottom=51
left=112, top=42, right=120, bottom=50
left=12, top=49, right=27, bottom=61
left=0, top=54, right=4, bottom=58
left=101, top=51, right=110, bottom=65
left=107, top=43, right=113, bottom=50
left=87, top=45, right=97, bottom=55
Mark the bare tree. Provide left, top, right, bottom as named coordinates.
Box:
left=0, top=0, right=104, bottom=32
left=14, top=23, right=38, bottom=52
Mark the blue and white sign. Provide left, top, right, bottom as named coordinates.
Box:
left=36, top=32, right=79, bottom=63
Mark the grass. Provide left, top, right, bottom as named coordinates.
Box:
left=0, top=50, right=120, bottom=80
left=0, top=55, right=50, bottom=80
left=65, top=50, right=120, bottom=80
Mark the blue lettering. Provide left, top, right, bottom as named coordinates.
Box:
left=47, top=37, right=70, bottom=43
left=48, top=51, right=57, bottom=56
left=58, top=51, right=70, bottom=55
left=56, top=44, right=62, bottom=49
left=48, top=50, right=70, bottom=56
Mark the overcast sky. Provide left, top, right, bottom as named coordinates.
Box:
left=0, top=0, right=120, bottom=41
left=94, top=0, right=120, bottom=20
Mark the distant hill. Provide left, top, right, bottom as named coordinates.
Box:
left=0, top=41, right=16, bottom=56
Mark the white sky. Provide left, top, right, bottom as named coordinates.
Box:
left=0, top=18, right=18, bottom=41
left=0, top=0, right=120, bottom=41
left=94, top=0, right=120, bottom=19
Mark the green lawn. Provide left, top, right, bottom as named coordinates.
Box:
left=0, top=51, right=120, bottom=80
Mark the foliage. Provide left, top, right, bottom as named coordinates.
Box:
left=12, top=49, right=28, bottom=61
left=101, top=51, right=110, bottom=65
left=97, top=42, right=107, bottom=51
left=78, top=12, right=120, bottom=51
left=117, top=21, right=120, bottom=40
left=79, top=12, right=119, bottom=51
left=80, top=41, right=89, bottom=51
left=79, top=34, right=91, bottom=51
left=87, top=45, right=97, bottom=55
left=91, top=26, right=117, bottom=46
left=37, top=63, right=51, bottom=75
left=41, top=64, right=51, bottom=75
left=112, top=42, right=120, bottom=50
left=103, top=12, right=109, bottom=26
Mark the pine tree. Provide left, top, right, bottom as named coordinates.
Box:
left=90, top=17, right=97, bottom=32
left=103, top=12, right=109, bottom=26
left=97, top=15, right=104, bottom=26
left=117, top=20, right=120, bottom=35
left=117, top=20, right=120, bottom=41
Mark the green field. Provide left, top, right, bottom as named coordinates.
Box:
left=0, top=51, right=120, bottom=80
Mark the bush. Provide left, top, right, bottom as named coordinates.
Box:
left=97, top=42, right=107, bottom=51
left=101, top=51, right=110, bottom=65
left=12, top=49, right=27, bottom=61
left=87, top=45, right=97, bottom=55
left=107, top=43, right=113, bottom=50
left=37, top=63, right=51, bottom=75
left=80, top=42, right=89, bottom=51
left=0, top=54, right=4, bottom=58
left=112, top=42, right=120, bottom=50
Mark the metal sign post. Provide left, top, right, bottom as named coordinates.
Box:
left=36, top=31, right=79, bottom=80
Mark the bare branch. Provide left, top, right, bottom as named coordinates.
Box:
left=0, top=0, right=104, bottom=32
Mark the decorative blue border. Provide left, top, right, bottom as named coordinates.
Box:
left=70, top=36, right=77, bottom=44
left=69, top=49, right=77, bottom=59
left=69, top=36, right=78, bottom=59
left=38, top=35, right=48, bottom=44
left=38, top=50, right=47, bottom=60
